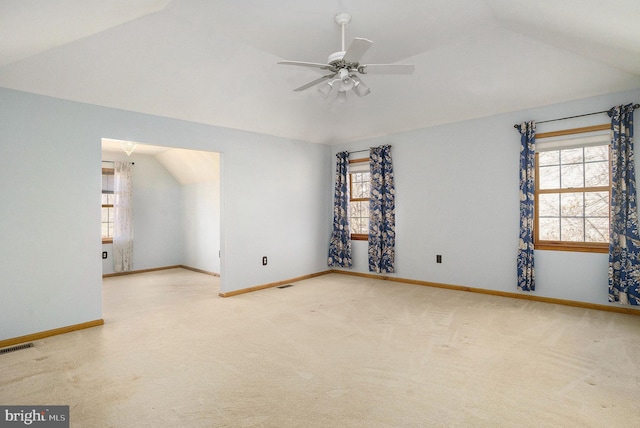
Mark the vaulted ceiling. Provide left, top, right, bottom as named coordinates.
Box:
left=1, top=0, right=639, bottom=144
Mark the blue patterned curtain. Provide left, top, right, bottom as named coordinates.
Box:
left=368, top=145, right=395, bottom=273
left=517, top=121, right=536, bottom=292
left=328, top=151, right=352, bottom=268
left=608, top=104, right=640, bottom=305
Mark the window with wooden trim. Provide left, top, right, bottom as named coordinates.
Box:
left=349, top=158, right=370, bottom=240
left=102, top=167, right=114, bottom=243
left=535, top=126, right=611, bottom=253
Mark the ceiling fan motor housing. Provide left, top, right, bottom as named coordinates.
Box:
left=328, top=51, right=346, bottom=65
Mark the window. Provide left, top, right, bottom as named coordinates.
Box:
left=102, top=167, right=114, bottom=243
left=535, top=130, right=610, bottom=253
left=349, top=159, right=370, bottom=240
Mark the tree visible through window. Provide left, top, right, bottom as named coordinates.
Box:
left=535, top=142, right=610, bottom=252
left=349, top=159, right=370, bottom=240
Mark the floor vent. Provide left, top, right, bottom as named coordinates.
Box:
left=277, top=284, right=294, bottom=289
left=0, top=343, right=34, bottom=355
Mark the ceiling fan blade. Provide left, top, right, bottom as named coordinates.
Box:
left=343, top=37, right=373, bottom=63
left=278, top=60, right=333, bottom=71
left=293, top=73, right=336, bottom=92
left=360, top=64, right=415, bottom=75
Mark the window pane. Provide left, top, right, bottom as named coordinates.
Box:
left=539, top=151, right=559, bottom=167
left=361, top=202, right=369, bottom=218
left=359, top=201, right=368, bottom=215
left=539, top=218, right=560, bottom=241
left=349, top=201, right=369, bottom=235
left=102, top=193, right=114, bottom=205
left=362, top=181, right=370, bottom=197
left=539, top=166, right=559, bottom=189
left=584, top=161, right=609, bottom=187
left=350, top=218, right=362, bottom=234
left=561, top=192, right=584, bottom=217
left=352, top=182, right=364, bottom=199
left=561, top=164, right=584, bottom=188
left=585, top=191, right=609, bottom=217
left=350, top=216, right=369, bottom=235
left=350, top=173, right=370, bottom=198
left=584, top=145, right=608, bottom=162
left=561, top=148, right=583, bottom=164
left=350, top=201, right=361, bottom=217
left=102, top=223, right=109, bottom=238
left=539, top=193, right=560, bottom=217
left=102, top=174, right=114, bottom=192
left=361, top=217, right=369, bottom=234
left=561, top=218, right=584, bottom=242
left=585, top=217, right=608, bottom=242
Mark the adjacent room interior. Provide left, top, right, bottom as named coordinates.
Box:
left=1, top=1, right=639, bottom=426
left=100, top=139, right=221, bottom=280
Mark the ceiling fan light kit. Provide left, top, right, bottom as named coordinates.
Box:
left=278, top=12, right=414, bottom=102
left=353, top=75, right=371, bottom=97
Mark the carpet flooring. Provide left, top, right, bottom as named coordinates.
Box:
left=1, top=268, right=639, bottom=427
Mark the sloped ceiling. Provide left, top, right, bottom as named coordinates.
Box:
left=155, top=148, right=219, bottom=185
left=1, top=0, right=639, bottom=144
left=102, top=138, right=219, bottom=185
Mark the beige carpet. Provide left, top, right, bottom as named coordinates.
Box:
left=1, top=269, right=639, bottom=427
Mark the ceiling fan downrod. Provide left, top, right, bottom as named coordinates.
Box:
left=335, top=12, right=351, bottom=53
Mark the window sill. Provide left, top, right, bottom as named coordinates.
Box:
left=102, top=238, right=113, bottom=244
left=351, top=234, right=368, bottom=241
left=535, top=242, right=607, bottom=254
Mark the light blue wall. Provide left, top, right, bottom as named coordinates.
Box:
left=332, top=88, right=640, bottom=309
left=0, top=87, right=331, bottom=341
left=1, top=90, right=102, bottom=339
left=182, top=180, right=220, bottom=274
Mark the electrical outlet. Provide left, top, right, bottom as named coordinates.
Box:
left=102, top=251, right=108, bottom=260
left=436, top=255, right=442, bottom=263
left=262, top=256, right=268, bottom=266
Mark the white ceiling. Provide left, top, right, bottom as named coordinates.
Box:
left=1, top=0, right=639, bottom=144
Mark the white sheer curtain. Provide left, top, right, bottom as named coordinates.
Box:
left=113, top=161, right=133, bottom=272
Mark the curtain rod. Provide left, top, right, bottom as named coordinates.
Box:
left=348, top=144, right=393, bottom=155
left=103, top=160, right=135, bottom=165
left=513, top=103, right=639, bottom=129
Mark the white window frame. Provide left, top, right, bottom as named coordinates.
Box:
left=349, top=159, right=370, bottom=240
left=534, top=130, right=611, bottom=253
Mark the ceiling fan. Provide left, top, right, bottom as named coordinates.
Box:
left=278, top=12, right=415, bottom=102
